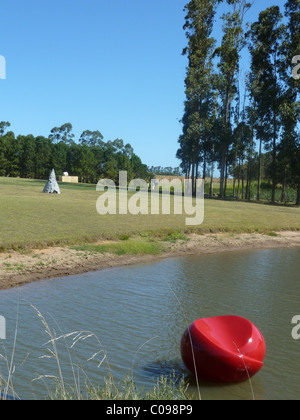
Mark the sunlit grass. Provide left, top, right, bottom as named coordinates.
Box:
left=48, top=374, right=191, bottom=401
left=72, top=240, right=162, bottom=256
left=0, top=177, right=299, bottom=251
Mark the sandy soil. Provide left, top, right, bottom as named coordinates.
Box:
left=0, top=231, right=300, bottom=291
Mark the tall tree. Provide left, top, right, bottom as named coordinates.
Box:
left=19, top=135, right=36, bottom=178
left=35, top=136, right=52, bottom=179
left=248, top=7, right=285, bottom=203
left=0, top=121, right=11, bottom=137
left=247, top=37, right=266, bottom=201
left=214, top=0, right=251, bottom=198
left=79, top=130, right=104, bottom=147
left=0, top=135, right=6, bottom=175
left=51, top=141, right=69, bottom=176
left=2, top=132, right=20, bottom=177
left=49, top=123, right=75, bottom=145
left=178, top=0, right=220, bottom=194
left=279, top=0, right=300, bottom=204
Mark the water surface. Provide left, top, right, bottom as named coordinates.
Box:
left=0, top=248, right=299, bottom=400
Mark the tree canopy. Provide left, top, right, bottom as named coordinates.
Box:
left=177, top=0, right=300, bottom=204
left=0, top=122, right=150, bottom=184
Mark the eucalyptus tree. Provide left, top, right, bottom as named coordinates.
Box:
left=214, top=0, right=251, bottom=198
left=178, top=0, right=220, bottom=194
left=79, top=130, right=104, bottom=147
left=231, top=78, right=248, bottom=199
left=244, top=104, right=257, bottom=201
left=123, top=143, right=134, bottom=158
left=208, top=89, right=222, bottom=197
left=0, top=121, right=10, bottom=136
left=279, top=0, right=300, bottom=204
left=246, top=42, right=265, bottom=201
left=176, top=127, right=193, bottom=179
left=247, top=6, right=285, bottom=203
left=232, top=120, right=251, bottom=199
left=49, top=123, right=75, bottom=145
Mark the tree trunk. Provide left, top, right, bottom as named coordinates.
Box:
left=271, top=132, right=277, bottom=203
left=219, top=149, right=226, bottom=198
left=202, top=152, right=206, bottom=181
left=297, top=182, right=300, bottom=205
left=220, top=93, right=230, bottom=199
left=210, top=160, right=214, bottom=198
left=191, top=162, right=195, bottom=196
left=233, top=177, right=236, bottom=198
left=237, top=159, right=241, bottom=199
left=247, top=125, right=254, bottom=202
left=246, top=178, right=249, bottom=201
left=271, top=53, right=278, bottom=204
left=233, top=151, right=237, bottom=197
left=196, top=161, right=199, bottom=195
left=241, top=158, right=245, bottom=199
left=257, top=136, right=262, bottom=201
left=224, top=158, right=228, bottom=198
left=281, top=181, right=286, bottom=203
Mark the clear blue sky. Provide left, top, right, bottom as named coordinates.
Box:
left=0, top=0, right=287, bottom=169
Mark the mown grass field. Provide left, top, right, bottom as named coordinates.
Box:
left=0, top=177, right=299, bottom=251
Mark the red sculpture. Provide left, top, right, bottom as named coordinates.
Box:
left=181, top=316, right=266, bottom=383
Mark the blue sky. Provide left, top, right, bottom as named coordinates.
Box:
left=0, top=0, right=287, bottom=169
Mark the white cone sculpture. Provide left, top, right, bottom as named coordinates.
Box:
left=43, top=169, right=61, bottom=194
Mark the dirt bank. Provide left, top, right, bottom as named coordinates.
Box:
left=0, top=231, right=300, bottom=291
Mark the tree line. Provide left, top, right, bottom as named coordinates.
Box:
left=177, top=0, right=300, bottom=204
left=0, top=122, right=150, bottom=184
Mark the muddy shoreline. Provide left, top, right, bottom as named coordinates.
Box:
left=0, top=231, right=300, bottom=291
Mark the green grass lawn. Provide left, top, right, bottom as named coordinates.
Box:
left=0, top=177, right=299, bottom=251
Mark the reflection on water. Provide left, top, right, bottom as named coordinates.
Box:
left=0, top=248, right=300, bottom=400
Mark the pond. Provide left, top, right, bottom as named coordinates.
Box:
left=0, top=248, right=299, bottom=400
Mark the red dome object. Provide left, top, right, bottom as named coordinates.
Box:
left=181, top=316, right=266, bottom=383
